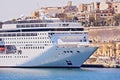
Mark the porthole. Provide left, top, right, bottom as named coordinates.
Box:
left=64, top=51, right=66, bottom=53
left=70, top=51, right=73, bottom=53
left=77, top=51, right=80, bottom=53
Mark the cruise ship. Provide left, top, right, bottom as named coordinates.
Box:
left=0, top=15, right=98, bottom=68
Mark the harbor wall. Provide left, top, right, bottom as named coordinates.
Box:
left=84, top=26, right=120, bottom=68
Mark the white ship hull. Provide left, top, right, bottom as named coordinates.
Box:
left=0, top=45, right=98, bottom=68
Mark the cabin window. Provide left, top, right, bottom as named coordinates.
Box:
left=8, top=34, right=11, bottom=36
left=3, top=34, right=7, bottom=37
left=11, top=34, right=16, bottom=36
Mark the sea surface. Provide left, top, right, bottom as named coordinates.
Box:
left=0, top=68, right=120, bottom=80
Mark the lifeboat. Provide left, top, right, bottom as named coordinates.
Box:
left=0, top=47, right=5, bottom=51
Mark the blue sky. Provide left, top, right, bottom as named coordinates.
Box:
left=0, top=0, right=99, bottom=21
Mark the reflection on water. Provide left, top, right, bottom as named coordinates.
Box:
left=0, top=68, right=120, bottom=80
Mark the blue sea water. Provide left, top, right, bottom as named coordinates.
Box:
left=0, top=68, right=120, bottom=80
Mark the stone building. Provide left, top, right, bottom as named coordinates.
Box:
left=62, top=1, right=78, bottom=20
left=113, top=1, right=120, bottom=14
left=41, top=7, right=63, bottom=18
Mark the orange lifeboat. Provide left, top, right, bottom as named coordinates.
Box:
left=0, top=47, right=5, bottom=51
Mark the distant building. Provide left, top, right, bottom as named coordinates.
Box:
left=67, top=1, right=72, bottom=7
left=62, top=1, right=78, bottom=20
left=113, top=1, right=120, bottom=14
left=38, top=1, right=78, bottom=20
left=95, top=1, right=114, bottom=14
left=30, top=0, right=120, bottom=26
left=63, top=1, right=78, bottom=13
left=88, top=0, right=115, bottom=26
left=41, top=7, right=63, bottom=18
left=78, top=4, right=88, bottom=12
left=77, top=3, right=94, bottom=24
left=63, top=5, right=78, bottom=13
